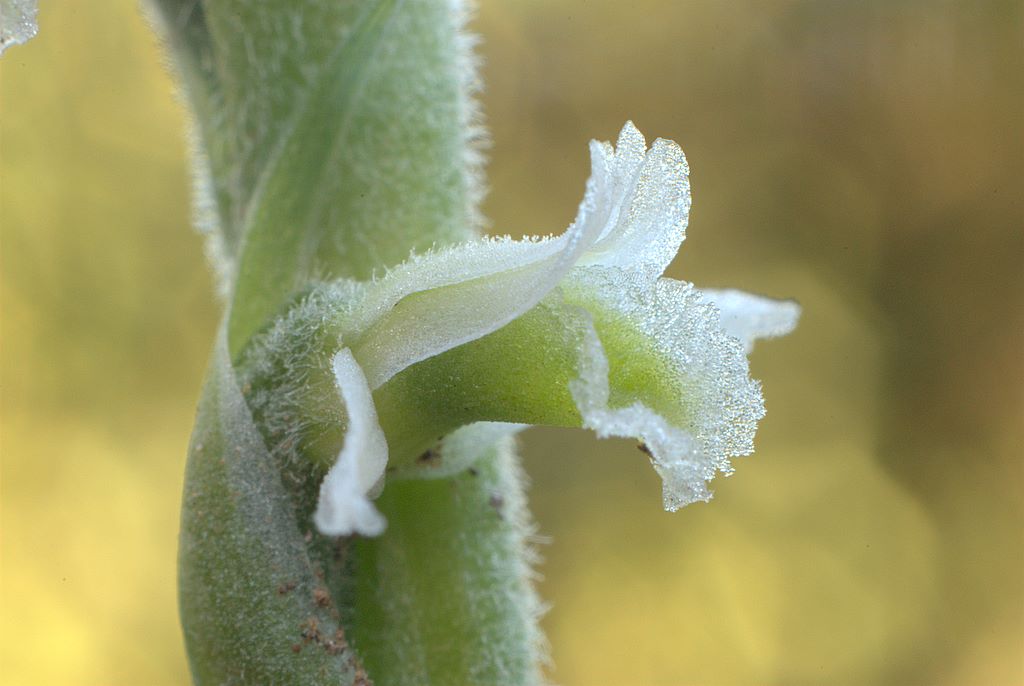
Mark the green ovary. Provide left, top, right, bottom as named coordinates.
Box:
left=374, top=294, right=690, bottom=468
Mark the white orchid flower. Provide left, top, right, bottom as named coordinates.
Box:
left=310, top=122, right=799, bottom=536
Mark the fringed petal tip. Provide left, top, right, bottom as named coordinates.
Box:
left=563, top=270, right=770, bottom=512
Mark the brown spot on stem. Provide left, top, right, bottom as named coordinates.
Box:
left=417, top=448, right=439, bottom=464
left=323, top=628, right=349, bottom=655
left=313, top=587, right=331, bottom=608
left=300, top=617, right=320, bottom=644
left=489, top=493, right=505, bottom=519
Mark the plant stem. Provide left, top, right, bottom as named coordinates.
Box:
left=153, top=1, right=545, bottom=682
left=352, top=439, right=544, bottom=686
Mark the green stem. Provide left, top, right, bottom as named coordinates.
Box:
left=352, top=439, right=544, bottom=686
left=180, top=335, right=367, bottom=684
left=154, top=1, right=545, bottom=683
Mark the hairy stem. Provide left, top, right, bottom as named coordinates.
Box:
left=152, top=0, right=544, bottom=683
left=352, top=440, right=544, bottom=686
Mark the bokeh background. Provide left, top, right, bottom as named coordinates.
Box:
left=2, top=2, right=1021, bottom=684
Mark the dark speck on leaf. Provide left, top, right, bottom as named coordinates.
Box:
left=489, top=493, right=505, bottom=517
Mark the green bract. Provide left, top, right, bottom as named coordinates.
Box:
left=243, top=123, right=799, bottom=537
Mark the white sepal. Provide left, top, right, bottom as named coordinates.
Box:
left=313, top=349, right=389, bottom=537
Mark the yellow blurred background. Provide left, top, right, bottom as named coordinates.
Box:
left=2, top=2, right=1021, bottom=684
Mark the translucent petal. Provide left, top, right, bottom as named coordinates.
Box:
left=583, top=123, right=646, bottom=248
left=581, top=130, right=691, bottom=280
left=313, top=349, right=388, bottom=537
left=350, top=233, right=589, bottom=389
left=568, top=315, right=710, bottom=506
left=563, top=266, right=765, bottom=509
left=701, top=288, right=801, bottom=354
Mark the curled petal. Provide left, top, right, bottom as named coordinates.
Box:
left=568, top=317, right=709, bottom=507
left=579, top=124, right=644, bottom=250
left=313, top=349, right=388, bottom=536
left=581, top=125, right=691, bottom=280
left=563, top=267, right=766, bottom=508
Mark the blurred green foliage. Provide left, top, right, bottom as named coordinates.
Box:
left=2, top=1, right=1020, bottom=684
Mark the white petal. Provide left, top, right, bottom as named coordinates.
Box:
left=568, top=316, right=711, bottom=508
left=350, top=233, right=590, bottom=389
left=581, top=125, right=691, bottom=280
left=347, top=132, right=617, bottom=388
left=701, top=288, right=801, bottom=354
left=584, top=122, right=646, bottom=247
left=563, top=266, right=766, bottom=509
left=313, top=349, right=389, bottom=537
